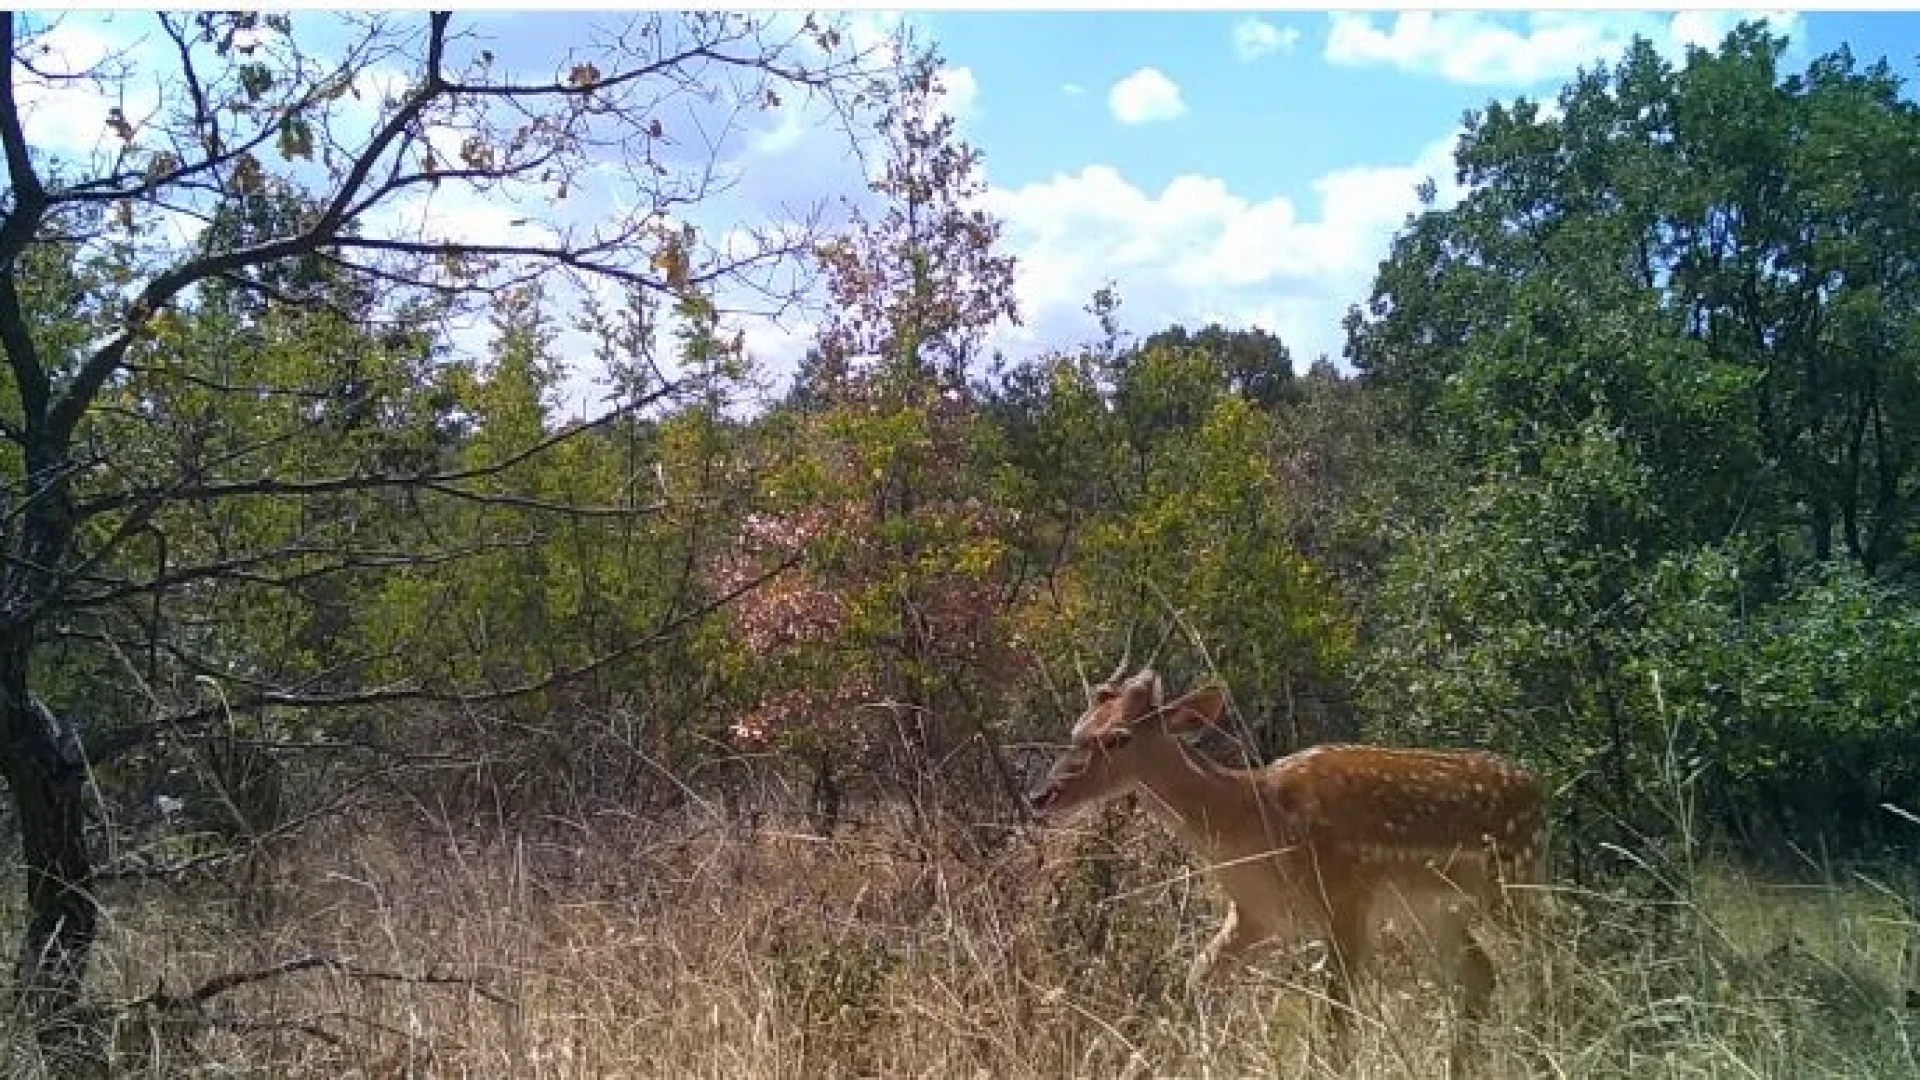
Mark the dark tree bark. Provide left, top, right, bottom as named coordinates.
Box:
left=0, top=667, right=95, bottom=1033
left=1, top=9, right=96, bottom=1028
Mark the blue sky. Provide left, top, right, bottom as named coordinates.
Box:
left=922, top=9, right=1920, bottom=197
left=22, top=9, right=1920, bottom=409
left=887, top=9, right=1920, bottom=371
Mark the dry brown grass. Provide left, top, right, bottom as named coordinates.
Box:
left=4, top=802, right=1917, bottom=1078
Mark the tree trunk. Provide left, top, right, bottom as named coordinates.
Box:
left=0, top=634, right=97, bottom=1057
left=808, top=745, right=841, bottom=837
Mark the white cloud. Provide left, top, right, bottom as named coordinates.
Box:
left=23, top=16, right=115, bottom=72
left=1107, top=67, right=1186, bottom=126
left=1669, top=10, right=1803, bottom=53
left=1325, top=10, right=1804, bottom=86
left=841, top=9, right=912, bottom=61
left=334, top=64, right=413, bottom=136
left=1327, top=12, right=1624, bottom=85
left=981, top=132, right=1464, bottom=369
left=1062, top=82, right=1086, bottom=96
left=15, top=17, right=160, bottom=160
left=933, top=65, right=978, bottom=122
left=1233, top=17, right=1301, bottom=62
left=369, top=182, right=557, bottom=249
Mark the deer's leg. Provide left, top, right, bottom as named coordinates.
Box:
left=1441, top=920, right=1496, bottom=1076
left=1187, top=902, right=1260, bottom=997
left=1460, top=932, right=1497, bottom=1063
left=1321, top=904, right=1372, bottom=1072
left=1456, top=927, right=1494, bottom=1021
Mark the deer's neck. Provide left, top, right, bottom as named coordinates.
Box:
left=1133, top=739, right=1270, bottom=855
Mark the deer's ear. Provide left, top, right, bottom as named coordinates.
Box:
left=1154, top=684, right=1227, bottom=735
left=1116, top=667, right=1161, bottom=716
left=1125, top=667, right=1162, bottom=700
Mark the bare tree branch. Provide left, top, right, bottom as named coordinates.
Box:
left=75, top=379, right=674, bottom=519
left=79, top=543, right=801, bottom=769
left=44, top=13, right=454, bottom=446
left=122, top=951, right=511, bottom=1012
left=0, top=16, right=51, bottom=424
left=57, top=533, right=552, bottom=610
left=0, top=16, right=47, bottom=220
left=186, top=545, right=796, bottom=714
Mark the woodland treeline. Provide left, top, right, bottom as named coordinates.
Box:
left=3, top=11, right=1918, bottom=1059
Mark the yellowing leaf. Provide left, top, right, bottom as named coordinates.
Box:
left=651, top=243, right=690, bottom=291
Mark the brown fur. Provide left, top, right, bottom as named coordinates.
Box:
left=1030, top=668, right=1546, bottom=1071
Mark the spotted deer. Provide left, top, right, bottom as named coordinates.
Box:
left=1028, top=665, right=1546, bottom=1070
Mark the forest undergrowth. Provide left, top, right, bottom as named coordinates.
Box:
left=6, top=788, right=1914, bottom=1079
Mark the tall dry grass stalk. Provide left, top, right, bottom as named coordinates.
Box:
left=3, top=793, right=1914, bottom=1078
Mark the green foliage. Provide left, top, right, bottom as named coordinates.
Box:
left=1078, top=388, right=1353, bottom=690
left=1359, top=421, right=1665, bottom=824
left=1137, top=322, right=1296, bottom=411
left=47, top=223, right=458, bottom=723
left=1352, top=21, right=1920, bottom=580
left=987, top=330, right=1355, bottom=759
left=1653, top=564, right=1920, bottom=851
left=1360, top=406, right=1920, bottom=855
left=1351, top=19, right=1920, bottom=858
